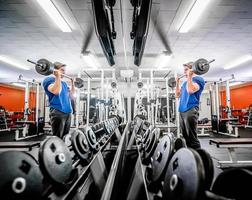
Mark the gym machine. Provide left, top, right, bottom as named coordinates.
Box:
left=14, top=75, right=43, bottom=141
left=137, top=68, right=179, bottom=136
left=210, top=75, right=240, bottom=137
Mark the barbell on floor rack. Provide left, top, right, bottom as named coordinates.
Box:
left=27, top=58, right=84, bottom=88
left=168, top=58, right=215, bottom=88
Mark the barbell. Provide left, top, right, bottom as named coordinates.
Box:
left=168, top=58, right=215, bottom=88
left=27, top=59, right=84, bottom=89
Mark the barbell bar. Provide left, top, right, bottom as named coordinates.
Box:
left=27, top=59, right=84, bottom=89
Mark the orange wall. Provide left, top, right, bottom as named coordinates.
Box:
left=0, top=85, right=36, bottom=112
left=220, top=83, right=252, bottom=110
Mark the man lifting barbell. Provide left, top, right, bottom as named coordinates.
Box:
left=42, top=61, right=75, bottom=139
left=175, top=61, right=206, bottom=149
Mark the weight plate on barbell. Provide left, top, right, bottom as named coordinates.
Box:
left=162, top=148, right=205, bottom=200
left=0, top=151, right=43, bottom=200
left=193, top=58, right=209, bottom=75
left=36, top=59, right=53, bottom=76
left=39, top=136, right=73, bottom=186
left=137, top=81, right=143, bottom=88
left=168, top=77, right=176, bottom=88
left=72, top=130, right=93, bottom=165
left=74, top=77, right=84, bottom=89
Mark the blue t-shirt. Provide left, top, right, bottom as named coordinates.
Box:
left=42, top=76, right=72, bottom=114
left=179, top=76, right=205, bottom=113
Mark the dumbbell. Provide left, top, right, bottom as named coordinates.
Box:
left=0, top=151, right=44, bottom=200
left=145, top=133, right=175, bottom=192
left=210, top=168, right=252, bottom=200
left=63, top=129, right=94, bottom=165
left=39, top=136, right=79, bottom=190
left=141, top=127, right=160, bottom=165
left=27, top=59, right=84, bottom=88
left=103, top=116, right=121, bottom=135
left=91, top=122, right=109, bottom=145
left=162, top=147, right=215, bottom=200
left=0, top=136, right=76, bottom=200
left=168, top=58, right=215, bottom=88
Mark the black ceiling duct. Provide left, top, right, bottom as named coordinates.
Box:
left=130, top=0, right=152, bottom=66
left=91, top=0, right=116, bottom=66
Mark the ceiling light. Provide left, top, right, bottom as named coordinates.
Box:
left=12, top=83, right=26, bottom=88
left=81, top=52, right=100, bottom=69
left=224, top=54, right=252, bottom=70
left=0, top=55, right=30, bottom=70
left=179, top=0, right=211, bottom=33
left=37, top=0, right=72, bottom=32
left=155, top=52, right=172, bottom=69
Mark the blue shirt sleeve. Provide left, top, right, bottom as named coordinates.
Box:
left=193, top=76, right=205, bottom=90
left=42, top=77, right=55, bottom=93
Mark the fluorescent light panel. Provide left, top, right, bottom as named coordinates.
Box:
left=224, top=54, right=252, bottom=70
left=81, top=52, right=100, bottom=69
left=179, top=0, right=211, bottom=33
left=0, top=55, right=30, bottom=70
left=37, top=0, right=71, bottom=32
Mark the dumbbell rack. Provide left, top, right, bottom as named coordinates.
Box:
left=0, top=108, right=10, bottom=132
left=246, top=109, right=252, bottom=128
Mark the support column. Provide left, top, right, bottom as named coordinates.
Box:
left=175, top=72, right=180, bottom=138
left=87, top=77, right=91, bottom=126
left=166, top=78, right=171, bottom=133
left=147, top=79, right=150, bottom=122
left=150, top=70, right=154, bottom=125
left=226, top=80, right=231, bottom=119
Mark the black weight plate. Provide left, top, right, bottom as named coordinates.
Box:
left=133, top=117, right=143, bottom=135
left=168, top=77, right=176, bottom=88
left=0, top=151, right=43, bottom=200
left=212, top=168, right=252, bottom=200
left=74, top=77, right=84, bottom=88
left=36, top=59, right=53, bottom=76
left=151, top=134, right=174, bottom=183
left=98, top=135, right=108, bottom=145
left=142, top=125, right=154, bottom=144
left=142, top=129, right=158, bottom=165
left=72, top=130, right=93, bottom=165
left=193, top=58, right=209, bottom=75
left=39, top=136, right=73, bottom=185
left=196, top=148, right=214, bottom=190
left=85, top=127, right=99, bottom=151
left=174, top=137, right=187, bottom=151
left=63, top=133, right=72, bottom=147
left=162, top=148, right=205, bottom=200
left=103, top=121, right=111, bottom=135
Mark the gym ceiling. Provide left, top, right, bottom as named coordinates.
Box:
left=0, top=0, right=252, bottom=83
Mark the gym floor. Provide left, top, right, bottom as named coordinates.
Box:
left=200, top=128, right=252, bottom=184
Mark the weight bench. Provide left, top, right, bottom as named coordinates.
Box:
left=209, top=138, right=252, bottom=168
left=0, top=141, right=41, bottom=151
left=197, top=124, right=212, bottom=136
